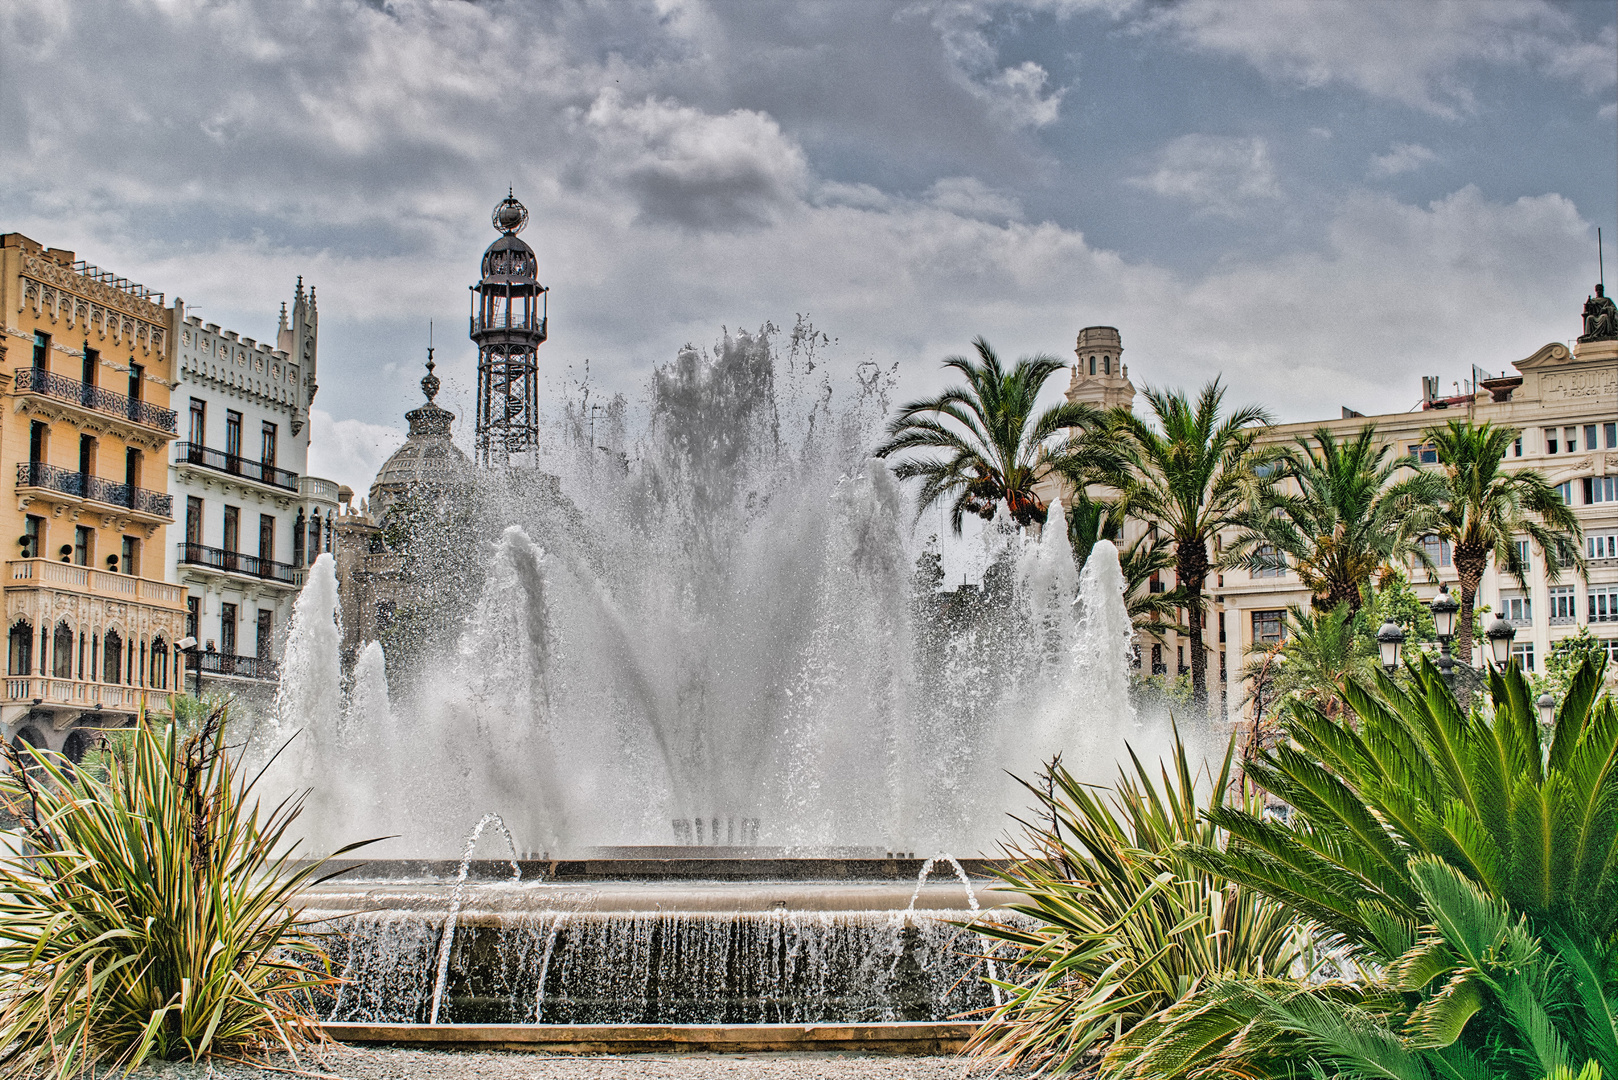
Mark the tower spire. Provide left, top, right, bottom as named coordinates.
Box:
left=471, top=191, right=547, bottom=466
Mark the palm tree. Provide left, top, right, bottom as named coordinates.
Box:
left=1108, top=379, right=1273, bottom=713
left=1426, top=418, right=1585, bottom=661
left=1066, top=490, right=1181, bottom=637
left=1224, top=425, right=1443, bottom=614
left=875, top=337, right=1111, bottom=531
left=1240, top=603, right=1374, bottom=722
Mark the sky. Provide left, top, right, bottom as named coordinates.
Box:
left=1, top=0, right=1614, bottom=495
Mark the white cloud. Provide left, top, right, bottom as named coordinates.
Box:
left=1369, top=142, right=1439, bottom=178
left=924, top=177, right=1023, bottom=221
left=1128, top=135, right=1282, bottom=217
left=1135, top=0, right=1617, bottom=117
left=921, top=2, right=1068, bottom=128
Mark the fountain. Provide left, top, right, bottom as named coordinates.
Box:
left=270, top=323, right=1187, bottom=1041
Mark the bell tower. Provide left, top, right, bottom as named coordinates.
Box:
left=1065, top=325, right=1134, bottom=410
left=471, top=192, right=548, bottom=466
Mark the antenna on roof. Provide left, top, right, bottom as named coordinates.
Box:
left=1600, top=227, right=1605, bottom=291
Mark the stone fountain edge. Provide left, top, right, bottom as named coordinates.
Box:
left=321, top=1021, right=980, bottom=1055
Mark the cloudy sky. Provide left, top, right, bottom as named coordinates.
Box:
left=2, top=0, right=1614, bottom=494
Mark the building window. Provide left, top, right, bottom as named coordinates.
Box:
left=259, top=514, right=275, bottom=563
left=1556, top=481, right=1572, bottom=504
left=1513, top=436, right=1523, bottom=457
left=1218, top=611, right=1226, bottom=643
left=256, top=610, right=273, bottom=661
left=223, top=506, right=240, bottom=554
left=121, top=536, right=139, bottom=577
left=261, top=422, right=278, bottom=469
left=1253, top=609, right=1286, bottom=646
left=1549, top=585, right=1577, bottom=623
left=82, top=346, right=97, bottom=386
left=32, top=331, right=49, bottom=369
left=1502, top=592, right=1532, bottom=624
left=1589, top=533, right=1618, bottom=560
left=225, top=410, right=242, bottom=460
left=293, top=509, right=306, bottom=565
left=186, top=497, right=203, bottom=546
left=1592, top=586, right=1618, bottom=624
left=29, top=421, right=46, bottom=465
left=1545, top=427, right=1559, bottom=454
left=8, top=619, right=34, bottom=676
left=189, top=398, right=206, bottom=445
left=1088, top=355, right=1096, bottom=375
left=128, top=362, right=143, bottom=402
left=1584, top=476, right=1616, bottom=504
left=102, top=629, right=123, bottom=685
left=1251, top=544, right=1287, bottom=578
left=151, top=637, right=169, bottom=689
left=74, top=525, right=91, bottom=567
left=22, top=515, right=42, bottom=560
left=1150, top=642, right=1164, bottom=675
left=1514, top=539, right=1531, bottom=569
left=1511, top=641, right=1535, bottom=671
left=1603, top=638, right=1618, bottom=664
left=52, top=621, right=73, bottom=679
left=1408, top=443, right=1438, bottom=464
left=1418, top=534, right=1453, bottom=568
left=220, top=603, right=237, bottom=656
left=1565, top=427, right=1578, bottom=453
left=186, top=596, right=199, bottom=640
left=324, top=512, right=334, bottom=553
left=78, top=433, right=95, bottom=477
left=1606, top=422, right=1617, bottom=450
left=307, top=513, right=320, bottom=565
left=125, top=446, right=142, bottom=493
left=1587, top=425, right=1600, bottom=451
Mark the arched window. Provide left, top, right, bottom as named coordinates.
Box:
left=53, top=620, right=73, bottom=679
left=103, top=629, right=123, bottom=685
left=1102, top=355, right=1110, bottom=375
left=1089, top=355, right=1096, bottom=375
left=7, top=619, right=34, bottom=677
left=150, top=637, right=169, bottom=690
left=324, top=511, right=334, bottom=553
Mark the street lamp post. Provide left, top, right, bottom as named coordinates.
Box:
left=1431, top=585, right=1460, bottom=682
left=1376, top=620, right=1405, bottom=673
left=1485, top=614, right=1516, bottom=668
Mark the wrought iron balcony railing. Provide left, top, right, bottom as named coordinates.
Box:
left=17, top=462, right=173, bottom=518
left=185, top=650, right=278, bottom=681
left=176, top=542, right=299, bottom=585
left=14, top=366, right=178, bottom=433
left=174, top=442, right=299, bottom=491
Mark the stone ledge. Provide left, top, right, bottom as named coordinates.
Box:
left=323, top=1022, right=981, bottom=1055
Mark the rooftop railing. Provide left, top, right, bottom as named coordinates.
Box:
left=14, top=367, right=178, bottom=433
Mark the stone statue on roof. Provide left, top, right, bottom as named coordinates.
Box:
left=1579, top=283, right=1618, bottom=342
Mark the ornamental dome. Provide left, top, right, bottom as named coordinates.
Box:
left=368, top=353, right=472, bottom=527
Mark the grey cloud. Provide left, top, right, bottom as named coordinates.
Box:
left=1128, top=134, right=1281, bottom=218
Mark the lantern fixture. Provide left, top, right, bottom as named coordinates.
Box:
left=1376, top=621, right=1405, bottom=672
left=1431, top=585, right=1459, bottom=641
left=1536, top=692, right=1556, bottom=727
left=1485, top=615, right=1516, bottom=667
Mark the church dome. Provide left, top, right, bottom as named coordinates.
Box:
left=368, top=355, right=472, bottom=526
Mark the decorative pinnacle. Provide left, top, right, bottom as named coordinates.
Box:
left=493, top=191, right=528, bottom=235
left=422, top=348, right=440, bottom=403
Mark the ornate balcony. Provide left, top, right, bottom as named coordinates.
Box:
left=185, top=650, right=278, bottom=681
left=176, top=542, right=301, bottom=587
left=16, top=461, right=173, bottom=519
left=13, top=366, right=178, bottom=434
left=174, top=442, right=298, bottom=492
left=8, top=558, right=186, bottom=608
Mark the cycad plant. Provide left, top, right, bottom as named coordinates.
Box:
left=0, top=707, right=371, bottom=1077
left=967, top=731, right=1301, bottom=1074
left=1104, top=654, right=1618, bottom=1080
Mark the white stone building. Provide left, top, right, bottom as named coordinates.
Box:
left=164, top=280, right=340, bottom=692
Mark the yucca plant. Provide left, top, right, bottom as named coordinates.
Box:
left=966, top=730, right=1301, bottom=1074
left=1103, top=653, right=1618, bottom=1079
left=0, top=706, right=370, bottom=1077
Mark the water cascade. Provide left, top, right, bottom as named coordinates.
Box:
left=428, top=814, right=522, bottom=1024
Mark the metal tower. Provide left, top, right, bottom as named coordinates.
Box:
left=471, top=192, right=548, bottom=466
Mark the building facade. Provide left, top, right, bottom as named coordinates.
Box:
left=0, top=233, right=188, bottom=757
left=165, top=284, right=340, bottom=694
left=1212, top=294, right=1618, bottom=718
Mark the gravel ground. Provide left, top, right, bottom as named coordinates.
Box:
left=123, top=1047, right=1022, bottom=1079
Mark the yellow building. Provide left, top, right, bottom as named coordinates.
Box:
left=0, top=233, right=187, bottom=759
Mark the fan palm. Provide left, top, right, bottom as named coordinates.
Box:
left=1225, top=424, right=1444, bottom=613
left=1425, top=418, right=1585, bottom=661
left=1107, top=379, right=1273, bottom=713
left=875, top=337, right=1113, bottom=531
